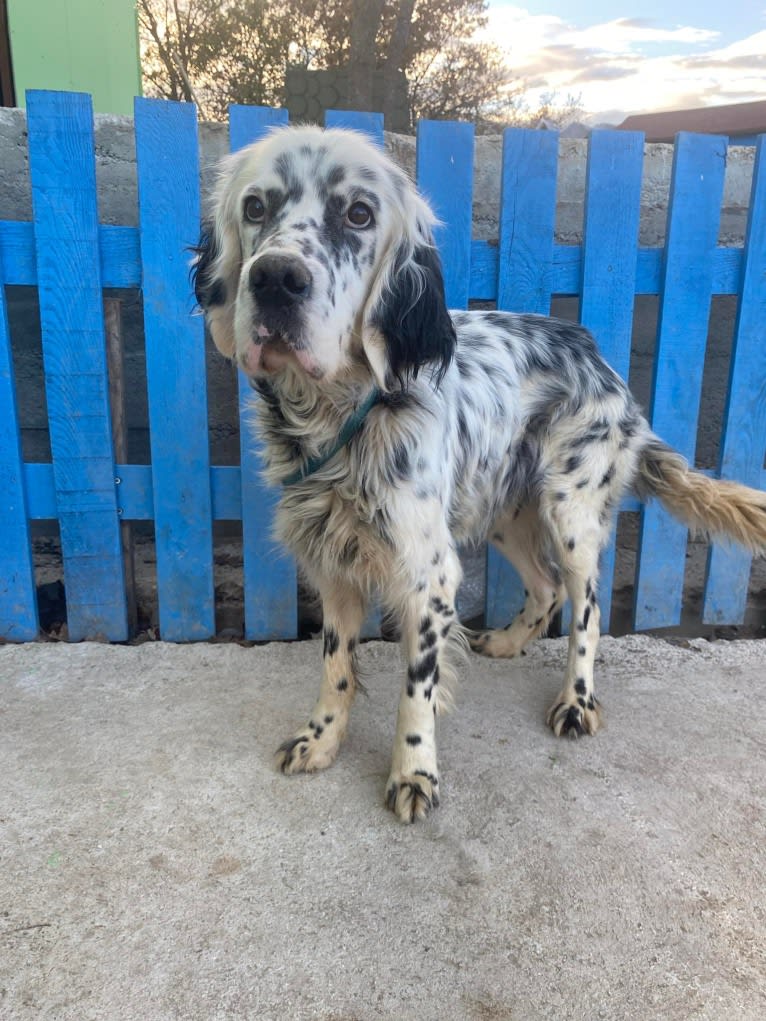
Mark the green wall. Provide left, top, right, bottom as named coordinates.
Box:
left=8, top=0, right=141, bottom=114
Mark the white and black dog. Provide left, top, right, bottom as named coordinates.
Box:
left=193, top=125, right=766, bottom=823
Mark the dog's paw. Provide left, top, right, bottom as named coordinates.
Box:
left=547, top=693, right=603, bottom=738
left=385, top=771, right=440, bottom=824
left=274, top=718, right=343, bottom=775
left=468, top=627, right=524, bottom=659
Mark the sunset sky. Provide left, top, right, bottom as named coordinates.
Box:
left=484, top=2, right=766, bottom=123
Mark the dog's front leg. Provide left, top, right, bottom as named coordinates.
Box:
left=386, top=546, right=462, bottom=823
left=275, top=579, right=365, bottom=775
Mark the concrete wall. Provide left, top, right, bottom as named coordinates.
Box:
left=0, top=109, right=757, bottom=241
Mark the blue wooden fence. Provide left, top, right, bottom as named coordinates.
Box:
left=1, top=89, right=764, bottom=642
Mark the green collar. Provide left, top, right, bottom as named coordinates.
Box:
left=281, top=387, right=382, bottom=486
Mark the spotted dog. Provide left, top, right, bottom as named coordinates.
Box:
left=193, top=125, right=766, bottom=823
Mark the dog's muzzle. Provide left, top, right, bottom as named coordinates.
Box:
left=241, top=254, right=321, bottom=378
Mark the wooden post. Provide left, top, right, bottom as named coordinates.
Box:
left=104, top=297, right=137, bottom=636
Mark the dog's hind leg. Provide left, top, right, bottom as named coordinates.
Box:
left=543, top=498, right=606, bottom=738
left=470, top=504, right=566, bottom=659
left=275, top=578, right=366, bottom=774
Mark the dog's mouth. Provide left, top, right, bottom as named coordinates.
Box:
left=241, top=323, right=322, bottom=379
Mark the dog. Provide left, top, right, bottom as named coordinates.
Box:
left=193, top=125, right=766, bottom=823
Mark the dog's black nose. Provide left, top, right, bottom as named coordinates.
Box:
left=249, top=255, right=312, bottom=307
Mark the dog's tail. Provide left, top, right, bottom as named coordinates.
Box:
left=635, top=438, right=766, bottom=554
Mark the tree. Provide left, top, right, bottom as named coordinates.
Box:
left=138, top=0, right=523, bottom=129
left=138, top=0, right=299, bottom=118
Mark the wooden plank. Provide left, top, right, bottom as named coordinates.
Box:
left=325, top=109, right=384, bottom=143
left=0, top=249, right=38, bottom=640
left=228, top=103, right=298, bottom=639
left=26, top=90, right=128, bottom=641
left=104, top=297, right=137, bottom=635
left=497, top=129, right=559, bottom=314
left=135, top=97, right=215, bottom=641
left=486, top=129, right=559, bottom=629
left=0, top=221, right=745, bottom=299
left=703, top=135, right=766, bottom=623
left=0, top=221, right=140, bottom=288
left=413, top=119, right=474, bottom=622
left=415, top=120, right=474, bottom=309
left=26, top=462, right=663, bottom=524
left=580, top=130, right=644, bottom=631
left=634, top=133, right=727, bottom=630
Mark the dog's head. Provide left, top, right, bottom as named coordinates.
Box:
left=193, top=125, right=455, bottom=389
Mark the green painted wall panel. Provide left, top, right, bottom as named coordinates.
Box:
left=8, top=0, right=141, bottom=114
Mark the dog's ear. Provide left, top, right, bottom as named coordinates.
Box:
left=362, top=214, right=456, bottom=391
left=191, top=219, right=239, bottom=359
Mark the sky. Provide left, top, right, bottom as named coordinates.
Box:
left=484, top=2, right=766, bottom=123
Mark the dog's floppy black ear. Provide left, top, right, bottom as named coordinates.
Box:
left=362, top=232, right=456, bottom=390
left=190, top=219, right=238, bottom=358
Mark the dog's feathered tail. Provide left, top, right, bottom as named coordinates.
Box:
left=636, top=439, right=766, bottom=554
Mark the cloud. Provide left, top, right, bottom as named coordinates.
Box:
left=482, top=8, right=766, bottom=120
left=569, top=64, right=638, bottom=85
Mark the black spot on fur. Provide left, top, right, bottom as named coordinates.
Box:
left=420, top=629, right=437, bottom=651
left=391, top=442, right=411, bottom=481
left=574, top=677, right=587, bottom=695
left=406, top=734, right=422, bottom=746
left=408, top=649, right=438, bottom=683
left=323, top=627, right=340, bottom=658
left=563, top=706, right=585, bottom=737
left=429, top=595, right=453, bottom=616
left=337, top=677, right=348, bottom=692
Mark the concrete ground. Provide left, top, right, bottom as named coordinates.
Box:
left=1, top=635, right=764, bottom=1021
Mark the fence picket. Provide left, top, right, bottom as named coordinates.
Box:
left=135, top=97, right=215, bottom=640
left=580, top=130, right=644, bottom=629
left=635, top=133, right=727, bottom=629
left=703, top=135, right=766, bottom=623
left=228, top=104, right=298, bottom=640
left=0, top=262, right=38, bottom=640
left=415, top=120, right=474, bottom=310
left=485, top=129, right=559, bottom=629
left=325, top=109, right=384, bottom=141
left=26, top=90, right=128, bottom=641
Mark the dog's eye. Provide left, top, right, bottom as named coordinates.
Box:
left=244, top=196, right=266, bottom=223
left=345, top=202, right=374, bottom=229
